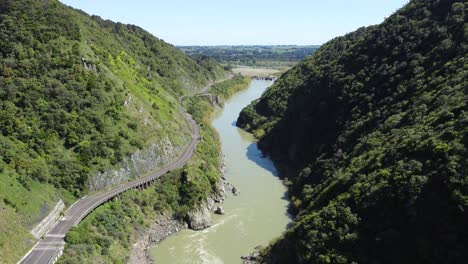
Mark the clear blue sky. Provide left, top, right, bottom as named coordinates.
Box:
left=60, top=0, right=408, bottom=46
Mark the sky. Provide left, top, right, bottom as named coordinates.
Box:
left=60, top=0, right=408, bottom=46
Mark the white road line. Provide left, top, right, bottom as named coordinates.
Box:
left=20, top=116, right=200, bottom=264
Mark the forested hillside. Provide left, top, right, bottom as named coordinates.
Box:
left=237, top=0, right=467, bottom=263
left=0, top=0, right=226, bottom=262
left=58, top=76, right=250, bottom=263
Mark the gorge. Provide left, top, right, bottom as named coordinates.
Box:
left=0, top=0, right=466, bottom=263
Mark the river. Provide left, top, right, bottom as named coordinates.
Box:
left=150, top=80, right=290, bottom=264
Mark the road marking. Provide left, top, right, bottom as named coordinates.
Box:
left=20, top=116, right=200, bottom=264
left=45, top=234, right=65, bottom=238
left=30, top=245, right=49, bottom=264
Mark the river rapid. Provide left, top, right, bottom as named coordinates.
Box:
left=150, top=80, right=290, bottom=264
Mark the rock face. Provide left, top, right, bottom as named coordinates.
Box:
left=129, top=160, right=240, bottom=263
left=187, top=196, right=216, bottom=230
left=212, top=180, right=227, bottom=203
left=186, top=176, right=240, bottom=229
left=88, top=136, right=183, bottom=191
left=232, top=186, right=240, bottom=196
left=187, top=205, right=212, bottom=230
left=215, top=206, right=225, bottom=215
left=241, top=253, right=260, bottom=263
left=148, top=217, right=188, bottom=244
left=198, top=94, right=223, bottom=107
left=241, top=246, right=263, bottom=264
left=129, top=214, right=187, bottom=264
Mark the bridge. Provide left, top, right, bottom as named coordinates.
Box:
left=19, top=115, right=200, bottom=264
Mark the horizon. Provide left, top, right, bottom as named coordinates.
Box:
left=59, top=0, right=408, bottom=46
left=176, top=44, right=321, bottom=47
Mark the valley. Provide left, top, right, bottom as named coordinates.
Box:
left=151, top=80, right=290, bottom=264
left=0, top=0, right=466, bottom=264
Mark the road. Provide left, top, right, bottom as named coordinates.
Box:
left=196, top=75, right=233, bottom=95
left=19, top=115, right=200, bottom=264
left=179, top=75, right=234, bottom=101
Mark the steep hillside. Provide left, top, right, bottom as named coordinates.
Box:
left=57, top=76, right=251, bottom=263
left=0, top=0, right=226, bottom=262
left=238, top=0, right=467, bottom=263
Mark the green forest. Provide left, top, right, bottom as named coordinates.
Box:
left=2, top=0, right=467, bottom=263
left=179, top=45, right=320, bottom=68
left=59, top=75, right=251, bottom=263
left=237, top=0, right=467, bottom=263
left=208, top=75, right=252, bottom=102
left=0, top=0, right=228, bottom=262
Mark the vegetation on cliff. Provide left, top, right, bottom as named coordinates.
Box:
left=209, top=75, right=251, bottom=100
left=0, top=0, right=226, bottom=262
left=238, top=0, right=467, bottom=263
left=59, top=76, right=250, bottom=263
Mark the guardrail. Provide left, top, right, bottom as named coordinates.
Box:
left=71, top=117, right=199, bottom=226
left=47, top=241, right=65, bottom=264
left=31, top=200, right=65, bottom=239
left=72, top=169, right=170, bottom=226
left=20, top=115, right=199, bottom=264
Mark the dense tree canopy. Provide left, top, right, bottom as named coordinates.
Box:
left=0, top=0, right=224, bottom=195
left=180, top=45, right=319, bottom=67
left=58, top=76, right=251, bottom=264
left=0, top=0, right=226, bottom=261
left=238, top=0, right=467, bottom=263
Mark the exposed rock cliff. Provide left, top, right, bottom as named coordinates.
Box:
left=88, top=136, right=185, bottom=191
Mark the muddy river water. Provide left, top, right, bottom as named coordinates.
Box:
left=150, top=80, right=290, bottom=264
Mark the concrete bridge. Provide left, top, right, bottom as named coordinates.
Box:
left=19, top=115, right=200, bottom=264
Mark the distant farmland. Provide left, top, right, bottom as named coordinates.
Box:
left=178, top=45, right=319, bottom=68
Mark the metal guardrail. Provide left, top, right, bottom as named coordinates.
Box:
left=76, top=117, right=199, bottom=227
left=20, top=115, right=199, bottom=264
left=72, top=117, right=199, bottom=226
left=72, top=173, right=166, bottom=226
left=47, top=241, right=65, bottom=264
left=31, top=200, right=65, bottom=239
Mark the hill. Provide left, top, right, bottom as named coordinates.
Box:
left=0, top=0, right=226, bottom=261
left=179, top=45, right=320, bottom=68
left=237, top=0, right=467, bottom=263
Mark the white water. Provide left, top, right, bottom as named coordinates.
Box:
left=150, top=80, right=290, bottom=264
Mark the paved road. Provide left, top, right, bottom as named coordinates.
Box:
left=180, top=75, right=234, bottom=101
left=20, top=115, right=200, bottom=264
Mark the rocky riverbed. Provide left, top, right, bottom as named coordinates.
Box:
left=129, top=214, right=187, bottom=264
left=241, top=247, right=263, bottom=264
left=129, top=174, right=236, bottom=264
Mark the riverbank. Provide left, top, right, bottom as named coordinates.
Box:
left=129, top=214, right=186, bottom=264
left=56, top=77, right=250, bottom=263
left=129, top=176, right=237, bottom=264
left=150, top=80, right=290, bottom=264
left=127, top=77, right=251, bottom=263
